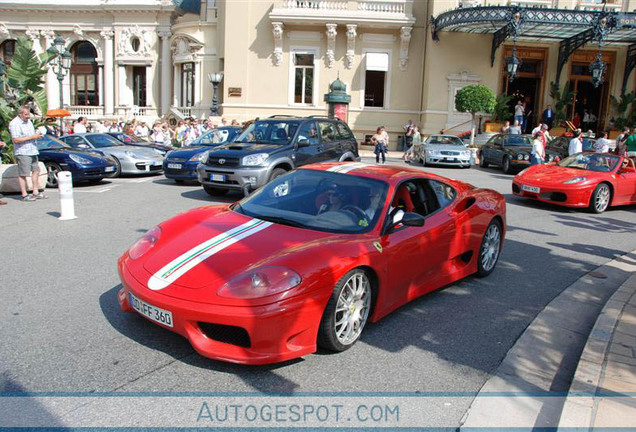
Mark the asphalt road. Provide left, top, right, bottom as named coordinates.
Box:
left=2, top=157, right=636, bottom=427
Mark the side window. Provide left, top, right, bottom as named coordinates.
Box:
left=318, top=122, right=337, bottom=143
left=336, top=122, right=354, bottom=140
left=297, top=121, right=319, bottom=145
left=428, top=180, right=456, bottom=210
left=62, top=136, right=86, bottom=147
left=493, top=136, right=503, bottom=146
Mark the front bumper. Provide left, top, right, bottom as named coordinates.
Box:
left=197, top=164, right=270, bottom=191
left=163, top=161, right=199, bottom=181
left=118, top=260, right=326, bottom=365
left=426, top=155, right=471, bottom=167
left=512, top=180, right=592, bottom=208
left=121, top=157, right=164, bottom=175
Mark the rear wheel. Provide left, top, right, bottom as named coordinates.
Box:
left=477, top=219, right=502, bottom=277
left=45, top=162, right=62, bottom=188
left=318, top=268, right=372, bottom=352
left=203, top=184, right=228, bottom=196
left=589, top=183, right=611, bottom=213
left=502, top=156, right=512, bottom=174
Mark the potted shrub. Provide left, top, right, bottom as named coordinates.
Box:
left=455, top=84, right=496, bottom=147
left=484, top=93, right=513, bottom=133
left=549, top=82, right=575, bottom=136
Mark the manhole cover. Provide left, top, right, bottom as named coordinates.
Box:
left=589, top=271, right=607, bottom=279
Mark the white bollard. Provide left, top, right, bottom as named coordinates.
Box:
left=57, top=171, right=77, bottom=220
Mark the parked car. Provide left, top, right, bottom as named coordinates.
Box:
left=59, top=133, right=164, bottom=177
left=513, top=153, right=636, bottom=213
left=479, top=134, right=558, bottom=174
left=35, top=135, right=117, bottom=187
left=196, top=116, right=359, bottom=196
left=412, top=134, right=471, bottom=168
left=107, top=132, right=174, bottom=156
left=118, top=162, right=506, bottom=364
left=546, top=136, right=603, bottom=159
left=163, top=126, right=241, bottom=183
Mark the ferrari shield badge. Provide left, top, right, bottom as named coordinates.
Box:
left=373, top=241, right=383, bottom=253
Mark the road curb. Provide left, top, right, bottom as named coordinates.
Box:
left=557, top=272, right=636, bottom=430
left=459, top=249, right=636, bottom=429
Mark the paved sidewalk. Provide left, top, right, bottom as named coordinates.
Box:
left=559, top=273, right=636, bottom=429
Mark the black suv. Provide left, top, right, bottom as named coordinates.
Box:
left=197, top=116, right=359, bottom=196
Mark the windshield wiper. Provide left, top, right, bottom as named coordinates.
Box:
left=256, top=215, right=305, bottom=228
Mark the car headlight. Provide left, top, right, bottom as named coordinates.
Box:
left=201, top=151, right=210, bottom=164
left=524, top=154, right=530, bottom=161
left=461, top=151, right=470, bottom=157
left=128, top=226, right=161, bottom=260
left=516, top=153, right=523, bottom=160
left=153, top=148, right=164, bottom=155
left=189, top=152, right=206, bottom=163
left=564, top=176, right=587, bottom=184
left=242, top=153, right=269, bottom=166
left=548, top=155, right=554, bottom=161
left=217, top=266, right=302, bottom=299
left=69, top=154, right=93, bottom=165
left=125, top=150, right=134, bottom=157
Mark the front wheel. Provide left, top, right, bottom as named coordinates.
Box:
left=108, top=157, right=121, bottom=178
left=479, top=152, right=489, bottom=168
left=268, top=167, right=287, bottom=182
left=45, top=162, right=62, bottom=188
left=318, top=268, right=373, bottom=352
left=203, top=184, right=228, bottom=196
left=502, top=156, right=512, bottom=174
left=589, top=183, right=611, bottom=213
left=477, top=219, right=502, bottom=277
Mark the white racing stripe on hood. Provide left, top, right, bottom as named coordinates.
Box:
left=327, top=162, right=369, bottom=174
left=147, top=218, right=273, bottom=291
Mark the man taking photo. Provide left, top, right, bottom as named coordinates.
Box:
left=9, top=105, right=47, bottom=202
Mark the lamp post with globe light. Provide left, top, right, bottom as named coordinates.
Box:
left=208, top=72, right=223, bottom=117
left=46, top=36, right=72, bottom=135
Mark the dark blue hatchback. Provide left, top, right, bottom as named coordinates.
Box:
left=36, top=135, right=117, bottom=187
left=163, top=126, right=240, bottom=182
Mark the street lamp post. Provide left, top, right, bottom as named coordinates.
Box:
left=47, top=35, right=72, bottom=135
left=208, top=72, right=223, bottom=117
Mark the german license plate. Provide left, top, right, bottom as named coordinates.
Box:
left=211, top=174, right=226, bottom=182
left=522, top=184, right=540, bottom=193
left=104, top=166, right=115, bottom=172
left=129, top=293, right=173, bottom=327
left=167, top=163, right=182, bottom=169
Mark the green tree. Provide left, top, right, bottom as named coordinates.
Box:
left=455, top=84, right=495, bottom=146
left=0, top=37, right=54, bottom=163
left=610, top=92, right=634, bottom=131
left=549, top=82, right=576, bottom=127
left=492, top=93, right=513, bottom=122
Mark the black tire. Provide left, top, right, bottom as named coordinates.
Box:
left=45, top=162, right=62, bottom=188
left=268, top=167, right=287, bottom=182
left=419, top=157, right=425, bottom=166
left=502, top=156, right=512, bottom=174
left=318, top=268, right=373, bottom=352
left=477, top=219, right=502, bottom=277
left=203, top=184, right=228, bottom=196
left=588, top=183, right=611, bottom=214
left=108, top=157, right=121, bottom=178
left=479, top=153, right=489, bottom=168
left=174, top=179, right=184, bottom=184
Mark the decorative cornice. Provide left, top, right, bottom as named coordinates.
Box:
left=157, top=30, right=172, bottom=40
left=73, top=24, right=84, bottom=37
left=325, top=23, right=337, bottom=68
left=272, top=22, right=284, bottom=67
left=0, top=24, right=9, bottom=38
left=25, top=28, right=40, bottom=41
left=100, top=29, right=114, bottom=40
left=345, top=24, right=357, bottom=70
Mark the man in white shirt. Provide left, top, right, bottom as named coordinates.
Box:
left=73, top=117, right=87, bottom=134
left=532, top=123, right=543, bottom=136
left=135, top=122, right=150, bottom=139
left=568, top=132, right=583, bottom=156
left=509, top=120, right=522, bottom=135
left=594, top=131, right=611, bottom=153
left=514, top=101, right=525, bottom=129
left=9, top=106, right=46, bottom=201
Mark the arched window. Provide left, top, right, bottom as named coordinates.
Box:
left=0, top=39, right=16, bottom=66
left=70, top=41, right=99, bottom=106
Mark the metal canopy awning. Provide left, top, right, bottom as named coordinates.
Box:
left=431, top=6, right=636, bottom=91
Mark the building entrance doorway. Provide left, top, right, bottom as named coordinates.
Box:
left=501, top=46, right=547, bottom=133
left=568, top=50, right=614, bottom=132
left=133, top=66, right=146, bottom=107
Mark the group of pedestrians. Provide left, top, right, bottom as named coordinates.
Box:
left=369, top=120, right=422, bottom=164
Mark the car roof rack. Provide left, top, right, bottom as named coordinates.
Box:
left=305, top=115, right=333, bottom=119
left=267, top=115, right=298, bottom=119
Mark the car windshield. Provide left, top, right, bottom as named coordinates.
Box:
left=427, top=136, right=464, bottom=146
left=558, top=153, right=620, bottom=172
left=505, top=135, right=532, bottom=147
left=86, top=134, right=124, bottom=148
left=234, top=169, right=389, bottom=234
left=582, top=138, right=596, bottom=151
left=35, top=135, right=70, bottom=150
left=235, top=121, right=300, bottom=145
left=120, top=134, right=144, bottom=143
left=194, top=128, right=235, bottom=146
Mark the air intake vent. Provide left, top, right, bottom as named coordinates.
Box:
left=199, top=322, right=251, bottom=348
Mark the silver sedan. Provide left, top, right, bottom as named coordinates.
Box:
left=59, top=133, right=164, bottom=177
left=411, top=134, right=471, bottom=168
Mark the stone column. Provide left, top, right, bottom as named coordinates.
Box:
left=26, top=29, right=42, bottom=54
left=101, top=29, right=115, bottom=115
left=42, top=30, right=60, bottom=110
left=194, top=60, right=201, bottom=111
left=158, top=30, right=172, bottom=116
left=118, top=64, right=128, bottom=108
left=173, top=64, right=180, bottom=107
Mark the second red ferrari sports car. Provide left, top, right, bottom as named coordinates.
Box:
left=513, top=153, right=636, bottom=213
left=118, top=162, right=506, bottom=364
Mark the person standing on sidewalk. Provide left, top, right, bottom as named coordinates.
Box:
left=514, top=101, right=525, bottom=130
left=403, top=119, right=416, bottom=157
left=531, top=130, right=545, bottom=165
left=9, top=106, right=47, bottom=201
left=372, top=127, right=387, bottom=164
left=626, top=129, right=636, bottom=157
left=0, top=140, right=7, bottom=205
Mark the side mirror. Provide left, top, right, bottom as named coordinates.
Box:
left=387, top=211, right=425, bottom=233
left=297, top=139, right=310, bottom=148
left=78, top=144, right=89, bottom=149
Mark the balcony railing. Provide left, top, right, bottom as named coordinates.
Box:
left=114, top=106, right=159, bottom=119
left=509, top=0, right=555, bottom=8
left=577, top=0, right=623, bottom=11
left=70, top=106, right=104, bottom=118
left=176, top=107, right=193, bottom=118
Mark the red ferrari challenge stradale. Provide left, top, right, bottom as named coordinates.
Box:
left=118, top=162, right=506, bottom=364
left=513, top=153, right=636, bottom=213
